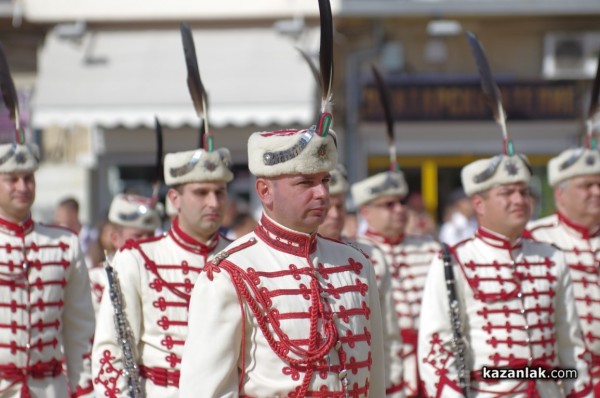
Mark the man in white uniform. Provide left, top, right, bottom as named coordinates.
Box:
left=418, top=152, right=592, bottom=396
left=318, top=164, right=405, bottom=397
left=92, top=145, right=233, bottom=397
left=0, top=140, right=96, bottom=397
left=180, top=119, right=386, bottom=396
left=527, top=146, right=600, bottom=393
left=317, top=164, right=350, bottom=241
left=352, top=170, right=439, bottom=397
left=88, top=193, right=161, bottom=316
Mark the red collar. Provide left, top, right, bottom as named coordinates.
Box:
left=475, top=227, right=522, bottom=250
left=255, top=215, right=317, bottom=257
left=169, top=217, right=218, bottom=255
left=0, top=215, right=34, bottom=237
left=364, top=229, right=404, bottom=246
left=557, top=212, right=600, bottom=240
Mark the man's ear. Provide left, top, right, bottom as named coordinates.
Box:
left=471, top=194, right=484, bottom=218
left=256, top=178, right=274, bottom=209
left=109, top=228, right=121, bottom=249
left=167, top=188, right=181, bottom=211
left=553, top=185, right=564, bottom=210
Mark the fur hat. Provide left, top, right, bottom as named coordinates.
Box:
left=547, top=148, right=600, bottom=187
left=351, top=171, right=409, bottom=207
left=108, top=194, right=161, bottom=231
left=461, top=154, right=531, bottom=196
left=164, top=148, right=233, bottom=186
left=329, top=164, right=349, bottom=195
left=0, top=143, right=39, bottom=174
left=247, top=128, right=337, bottom=177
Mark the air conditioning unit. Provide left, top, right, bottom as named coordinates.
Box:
left=543, top=32, right=600, bottom=79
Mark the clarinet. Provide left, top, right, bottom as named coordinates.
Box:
left=105, top=255, right=144, bottom=398
left=441, top=244, right=470, bottom=397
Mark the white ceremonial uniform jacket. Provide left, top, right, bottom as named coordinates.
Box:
left=92, top=218, right=230, bottom=398
left=418, top=227, right=592, bottom=397
left=527, top=213, right=600, bottom=391
left=0, top=216, right=95, bottom=398
left=352, top=239, right=404, bottom=397
left=360, top=230, right=439, bottom=397
left=180, top=215, right=386, bottom=398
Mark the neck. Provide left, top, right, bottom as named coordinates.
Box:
left=263, top=211, right=316, bottom=235
left=0, top=209, right=29, bottom=225
left=176, top=219, right=214, bottom=245
left=558, top=209, right=600, bottom=230
left=374, top=227, right=403, bottom=241
left=479, top=223, right=522, bottom=243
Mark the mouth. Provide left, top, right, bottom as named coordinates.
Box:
left=510, top=209, right=528, bottom=217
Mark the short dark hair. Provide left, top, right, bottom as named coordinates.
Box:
left=58, top=197, right=79, bottom=212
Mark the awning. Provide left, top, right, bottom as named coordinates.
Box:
left=32, top=27, right=318, bottom=129
left=23, top=0, right=327, bottom=22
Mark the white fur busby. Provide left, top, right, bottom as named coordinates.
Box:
left=547, top=148, right=600, bottom=187
left=351, top=171, right=409, bottom=208
left=108, top=194, right=161, bottom=231
left=329, top=164, right=349, bottom=195
left=0, top=143, right=39, bottom=174
left=247, top=128, right=338, bottom=177
left=164, top=148, right=234, bottom=186
left=461, top=154, right=531, bottom=196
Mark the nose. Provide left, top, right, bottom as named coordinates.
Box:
left=206, top=192, right=220, bottom=207
left=314, top=182, right=329, bottom=200
left=512, top=190, right=529, bottom=205
left=590, top=183, right=600, bottom=196
left=14, top=178, right=28, bottom=191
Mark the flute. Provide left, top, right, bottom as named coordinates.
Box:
left=105, top=252, right=144, bottom=398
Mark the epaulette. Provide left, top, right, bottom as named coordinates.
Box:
left=218, top=232, right=234, bottom=245
left=344, top=240, right=369, bottom=259
left=39, top=223, right=78, bottom=236
left=525, top=221, right=556, bottom=237
left=210, top=237, right=257, bottom=266
left=119, top=234, right=163, bottom=252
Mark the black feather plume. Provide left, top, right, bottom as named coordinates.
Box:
left=466, top=31, right=508, bottom=140
left=296, top=47, right=321, bottom=89
left=150, top=116, right=164, bottom=205
left=317, top=0, right=334, bottom=113
left=588, top=51, right=600, bottom=123
left=0, top=43, right=20, bottom=142
left=154, top=117, right=164, bottom=184
left=180, top=23, right=210, bottom=142
left=587, top=52, right=600, bottom=149
left=371, top=65, right=397, bottom=171
left=198, top=119, right=205, bottom=149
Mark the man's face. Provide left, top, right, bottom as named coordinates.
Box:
left=0, top=172, right=36, bottom=222
left=317, top=193, right=346, bottom=240
left=111, top=226, right=154, bottom=250
left=555, top=174, right=600, bottom=226
left=473, top=182, right=531, bottom=238
left=168, top=181, right=228, bottom=241
left=359, top=194, right=408, bottom=238
left=258, top=172, right=330, bottom=234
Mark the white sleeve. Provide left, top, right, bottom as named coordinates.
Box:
left=553, top=251, right=593, bottom=396
left=62, top=236, right=96, bottom=397
left=370, top=248, right=404, bottom=397
left=179, top=264, right=243, bottom=398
